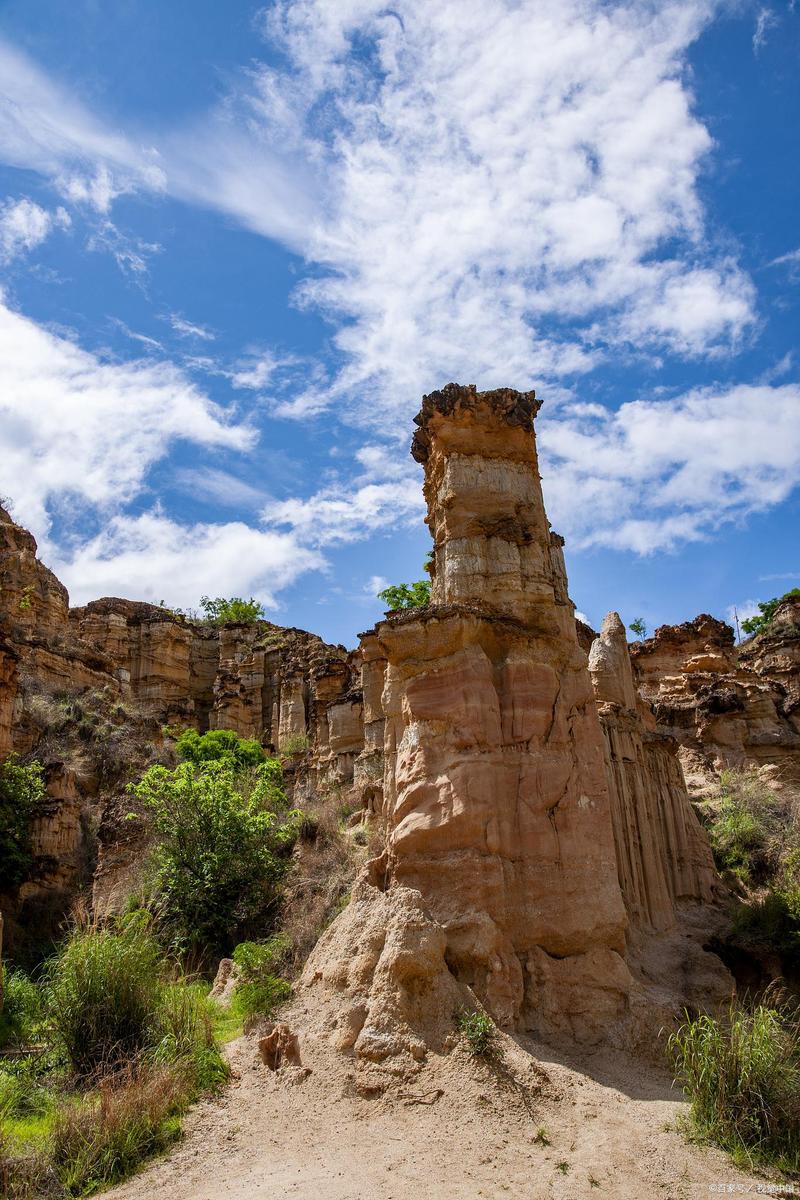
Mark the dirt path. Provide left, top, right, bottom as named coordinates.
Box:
left=109, top=1026, right=773, bottom=1200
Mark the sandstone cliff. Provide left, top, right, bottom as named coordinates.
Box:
left=630, top=604, right=800, bottom=779
left=0, top=503, right=359, bottom=949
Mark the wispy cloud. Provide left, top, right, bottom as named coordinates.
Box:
left=167, top=312, right=215, bottom=341
left=753, top=6, right=778, bottom=51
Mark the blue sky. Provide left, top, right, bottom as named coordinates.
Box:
left=0, top=0, right=797, bottom=648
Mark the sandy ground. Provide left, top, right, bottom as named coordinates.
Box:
left=108, top=1024, right=776, bottom=1200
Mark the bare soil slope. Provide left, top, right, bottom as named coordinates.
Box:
left=110, top=1027, right=765, bottom=1200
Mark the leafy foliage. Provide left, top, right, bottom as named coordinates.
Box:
left=231, top=936, right=291, bottom=1019
left=377, top=579, right=431, bottom=610
left=741, top=588, right=800, bottom=636
left=131, top=759, right=301, bottom=954
left=175, top=727, right=265, bottom=769
left=199, top=595, right=265, bottom=625
left=0, top=755, right=45, bottom=889
left=628, top=616, right=647, bottom=640
left=455, top=1007, right=496, bottom=1056
left=668, top=992, right=800, bottom=1174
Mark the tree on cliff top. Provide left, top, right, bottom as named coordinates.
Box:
left=741, top=588, right=800, bottom=636
left=199, top=595, right=265, bottom=624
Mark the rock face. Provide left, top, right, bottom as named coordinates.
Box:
left=0, top=503, right=359, bottom=947
left=589, top=613, right=719, bottom=933
left=631, top=607, right=800, bottom=778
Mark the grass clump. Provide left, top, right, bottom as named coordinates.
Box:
left=455, top=1007, right=496, bottom=1057
left=230, top=937, right=291, bottom=1021
left=668, top=992, right=800, bottom=1174
left=0, top=968, right=43, bottom=1049
left=50, top=1063, right=188, bottom=1196
left=1, top=917, right=227, bottom=1197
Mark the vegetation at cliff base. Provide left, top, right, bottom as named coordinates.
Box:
left=0, top=915, right=226, bottom=1197
left=0, top=754, right=45, bottom=889
left=741, top=588, right=800, bottom=636
left=130, top=756, right=302, bottom=956
left=199, top=595, right=265, bottom=625
left=669, top=991, right=800, bottom=1174
left=699, top=769, right=800, bottom=970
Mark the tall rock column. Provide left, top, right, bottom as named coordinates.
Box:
left=374, top=385, right=632, bottom=1039
left=589, top=613, right=719, bottom=933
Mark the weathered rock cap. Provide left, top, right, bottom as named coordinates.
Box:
left=411, top=382, right=540, bottom=463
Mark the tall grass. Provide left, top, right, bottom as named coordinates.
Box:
left=45, top=917, right=165, bottom=1082
left=668, top=991, right=800, bottom=1174
left=50, top=1064, right=188, bottom=1196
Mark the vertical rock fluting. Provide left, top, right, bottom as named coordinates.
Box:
left=589, top=613, right=719, bottom=932
left=345, top=385, right=634, bottom=1042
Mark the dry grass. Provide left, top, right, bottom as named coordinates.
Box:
left=50, top=1062, right=189, bottom=1196
left=279, top=781, right=376, bottom=971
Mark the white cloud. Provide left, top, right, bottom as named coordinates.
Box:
left=52, top=510, right=323, bottom=610
left=759, top=572, right=800, bottom=582
left=0, top=297, right=253, bottom=538
left=256, top=0, right=755, bottom=423
left=262, top=476, right=425, bottom=547
left=539, top=383, right=800, bottom=552
left=0, top=40, right=166, bottom=206
left=0, top=196, right=69, bottom=261
left=172, top=467, right=266, bottom=509
left=167, top=313, right=215, bottom=341
left=753, top=6, right=778, bottom=51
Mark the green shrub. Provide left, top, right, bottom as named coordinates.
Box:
left=668, top=994, right=800, bottom=1173
left=741, top=588, right=800, bottom=636
left=131, top=760, right=302, bottom=954
left=231, top=937, right=291, bottom=1019
left=455, top=1007, right=496, bottom=1056
left=175, top=727, right=266, bottom=770
left=0, top=968, right=43, bottom=1049
left=199, top=596, right=265, bottom=625
left=377, top=580, right=431, bottom=611
left=0, top=756, right=45, bottom=888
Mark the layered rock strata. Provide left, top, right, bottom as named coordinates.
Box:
left=631, top=607, right=800, bottom=778
left=588, top=613, right=719, bottom=932
left=306, top=385, right=637, bottom=1052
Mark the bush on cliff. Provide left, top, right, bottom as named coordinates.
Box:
left=377, top=580, right=431, bottom=610
left=130, top=759, right=302, bottom=955
left=0, top=755, right=45, bottom=889
left=741, top=588, right=800, bottom=636
left=669, top=992, right=800, bottom=1174
left=175, top=727, right=266, bottom=770
left=199, top=595, right=265, bottom=624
